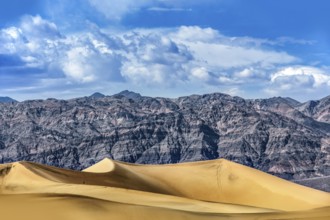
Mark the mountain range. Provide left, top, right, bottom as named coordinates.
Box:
left=0, top=91, right=329, bottom=191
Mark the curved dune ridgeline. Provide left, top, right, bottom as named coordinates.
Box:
left=0, top=159, right=329, bottom=220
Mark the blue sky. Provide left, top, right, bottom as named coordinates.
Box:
left=0, top=0, right=330, bottom=101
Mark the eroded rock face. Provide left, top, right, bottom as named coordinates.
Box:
left=296, top=95, right=330, bottom=123
left=0, top=92, right=329, bottom=189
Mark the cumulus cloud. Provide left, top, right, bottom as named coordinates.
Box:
left=1, top=15, right=326, bottom=101
left=62, top=47, right=105, bottom=83
left=171, top=26, right=297, bottom=70
left=265, top=66, right=330, bottom=98
left=1, top=27, right=23, bottom=40
left=120, top=34, right=193, bottom=85
left=1, top=15, right=64, bottom=70
left=270, top=66, right=330, bottom=88
left=0, top=16, right=299, bottom=87
left=173, top=26, right=220, bottom=43
left=233, top=68, right=267, bottom=80
left=60, top=34, right=124, bottom=83
left=190, top=67, right=210, bottom=81
left=20, top=15, right=62, bottom=40
left=0, top=27, right=25, bottom=54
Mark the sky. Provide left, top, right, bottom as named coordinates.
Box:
left=0, top=0, right=330, bottom=101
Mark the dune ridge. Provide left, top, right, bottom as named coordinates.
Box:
left=0, top=158, right=329, bottom=220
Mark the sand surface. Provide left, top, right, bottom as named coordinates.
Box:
left=0, top=158, right=329, bottom=220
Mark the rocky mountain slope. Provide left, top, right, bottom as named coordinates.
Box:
left=0, top=91, right=329, bottom=191
left=0, top=96, right=17, bottom=103
left=296, top=95, right=330, bottom=123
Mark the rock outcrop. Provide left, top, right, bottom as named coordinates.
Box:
left=0, top=91, right=329, bottom=191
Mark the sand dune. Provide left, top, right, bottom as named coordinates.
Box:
left=0, top=159, right=329, bottom=220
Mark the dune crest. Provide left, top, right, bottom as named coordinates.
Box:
left=82, top=158, right=115, bottom=173
left=1, top=158, right=329, bottom=220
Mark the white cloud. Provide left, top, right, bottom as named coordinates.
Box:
left=218, top=75, right=234, bottom=84
left=173, top=26, right=220, bottom=43
left=60, top=34, right=124, bottom=83
left=2, top=27, right=22, bottom=40
left=264, top=66, right=330, bottom=99
left=172, top=26, right=297, bottom=70
left=62, top=47, right=97, bottom=83
left=20, top=15, right=62, bottom=40
left=0, top=16, right=125, bottom=86
left=190, top=67, right=210, bottom=81
left=2, top=15, right=325, bottom=101
left=0, top=15, right=64, bottom=70
left=122, top=62, right=169, bottom=84
left=0, top=27, right=25, bottom=54
left=270, top=66, right=330, bottom=88
left=234, top=67, right=267, bottom=80
left=120, top=33, right=193, bottom=85
left=191, top=42, right=296, bottom=68
left=235, top=68, right=254, bottom=78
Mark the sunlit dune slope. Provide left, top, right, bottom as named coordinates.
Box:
left=84, top=158, right=330, bottom=211
left=0, top=158, right=329, bottom=220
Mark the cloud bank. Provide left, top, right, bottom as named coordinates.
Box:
left=0, top=14, right=329, bottom=101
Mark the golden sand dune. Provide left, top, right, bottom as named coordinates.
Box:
left=0, top=159, right=329, bottom=220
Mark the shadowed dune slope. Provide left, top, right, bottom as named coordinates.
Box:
left=0, top=158, right=329, bottom=220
